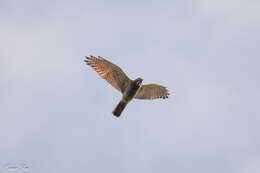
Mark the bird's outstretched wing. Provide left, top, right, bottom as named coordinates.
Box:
left=85, top=55, right=130, bottom=93
left=134, top=84, right=169, bottom=99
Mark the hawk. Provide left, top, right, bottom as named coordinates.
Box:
left=84, top=55, right=169, bottom=117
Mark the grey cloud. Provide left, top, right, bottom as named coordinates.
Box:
left=1, top=0, right=260, bottom=173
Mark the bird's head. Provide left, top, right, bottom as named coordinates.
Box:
left=134, top=77, right=143, bottom=86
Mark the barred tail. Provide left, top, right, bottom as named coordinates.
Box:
left=112, top=100, right=127, bottom=117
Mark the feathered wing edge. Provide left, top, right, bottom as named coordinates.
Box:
left=134, top=84, right=170, bottom=100
left=84, top=55, right=131, bottom=93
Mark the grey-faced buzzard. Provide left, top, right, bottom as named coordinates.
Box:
left=84, top=55, right=169, bottom=117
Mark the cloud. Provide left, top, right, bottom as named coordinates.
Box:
left=1, top=1, right=259, bottom=173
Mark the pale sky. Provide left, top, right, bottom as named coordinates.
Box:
left=1, top=0, right=260, bottom=172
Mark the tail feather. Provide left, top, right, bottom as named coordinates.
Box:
left=112, top=101, right=127, bottom=117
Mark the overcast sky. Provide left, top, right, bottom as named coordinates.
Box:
left=1, top=0, right=260, bottom=173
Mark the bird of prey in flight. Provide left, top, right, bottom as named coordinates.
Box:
left=84, top=55, right=169, bottom=117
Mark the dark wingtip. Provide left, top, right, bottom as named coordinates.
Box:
left=162, top=91, right=170, bottom=99
left=84, top=59, right=90, bottom=65
left=84, top=55, right=95, bottom=65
